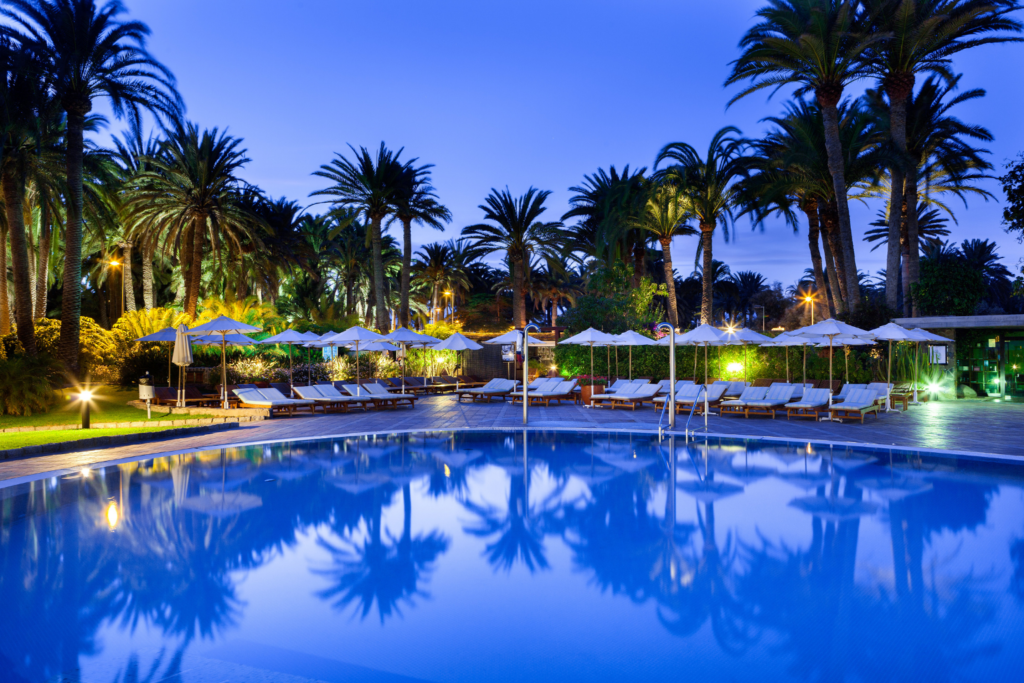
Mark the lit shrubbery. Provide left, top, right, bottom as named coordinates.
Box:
left=0, top=355, right=62, bottom=416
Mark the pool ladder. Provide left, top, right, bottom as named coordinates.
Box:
left=658, top=387, right=704, bottom=443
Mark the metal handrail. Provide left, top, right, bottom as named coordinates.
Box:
left=684, top=387, right=705, bottom=435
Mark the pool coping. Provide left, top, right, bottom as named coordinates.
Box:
left=1, top=423, right=1021, bottom=491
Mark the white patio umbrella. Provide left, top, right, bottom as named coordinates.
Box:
left=385, top=327, right=431, bottom=392
left=764, top=332, right=813, bottom=384
left=432, top=332, right=483, bottom=389
left=260, top=329, right=310, bottom=397
left=348, top=340, right=399, bottom=383
left=869, top=322, right=917, bottom=412
left=612, top=330, right=656, bottom=380
left=324, top=326, right=384, bottom=395
left=720, top=327, right=772, bottom=384
left=558, top=328, right=616, bottom=405
left=483, top=330, right=542, bottom=382
left=678, top=324, right=726, bottom=424
left=794, top=319, right=874, bottom=416
left=904, top=327, right=952, bottom=402
left=658, top=329, right=702, bottom=380
left=136, top=327, right=178, bottom=386
left=171, top=324, right=193, bottom=408
left=816, top=335, right=875, bottom=385
left=188, top=316, right=263, bottom=408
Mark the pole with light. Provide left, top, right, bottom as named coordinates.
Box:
left=108, top=259, right=124, bottom=319
left=444, top=291, right=453, bottom=324
left=656, top=322, right=676, bottom=429
left=77, top=389, right=93, bottom=429
left=803, top=294, right=815, bottom=325
left=522, top=323, right=540, bottom=425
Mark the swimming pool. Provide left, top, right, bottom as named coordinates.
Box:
left=2, top=430, right=1023, bottom=682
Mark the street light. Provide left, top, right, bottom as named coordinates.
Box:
left=803, top=294, right=815, bottom=325
left=444, top=291, right=453, bottom=324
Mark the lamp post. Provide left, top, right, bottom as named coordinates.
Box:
left=522, top=323, right=540, bottom=425
left=108, top=260, right=124, bottom=319
left=78, top=389, right=93, bottom=429
left=444, top=291, right=453, bottom=324
left=656, top=322, right=676, bottom=429
left=803, top=295, right=815, bottom=325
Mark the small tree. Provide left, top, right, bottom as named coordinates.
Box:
left=912, top=258, right=986, bottom=316
left=1001, top=152, right=1024, bottom=244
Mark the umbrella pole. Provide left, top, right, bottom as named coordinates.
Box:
left=911, top=342, right=921, bottom=405
left=221, top=336, right=228, bottom=410
left=606, top=345, right=610, bottom=381
left=167, top=344, right=172, bottom=387
left=845, top=347, right=849, bottom=382
left=356, top=342, right=361, bottom=395
left=615, top=346, right=619, bottom=381
left=820, top=336, right=836, bottom=421
left=743, top=344, right=747, bottom=384
left=703, top=343, right=709, bottom=429
left=886, top=340, right=894, bottom=412
left=802, top=344, right=807, bottom=387
left=785, top=346, right=789, bottom=383
left=308, top=345, right=312, bottom=386
left=402, top=343, right=406, bottom=393
left=693, top=344, right=698, bottom=380
left=289, top=344, right=294, bottom=397
left=629, top=346, right=633, bottom=380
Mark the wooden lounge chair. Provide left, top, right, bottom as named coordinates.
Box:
left=258, top=387, right=321, bottom=413
left=741, top=384, right=797, bottom=418
left=528, top=380, right=578, bottom=406
left=605, top=383, right=661, bottom=410
left=653, top=383, right=703, bottom=411
left=232, top=388, right=315, bottom=416
left=511, top=378, right=561, bottom=404
left=828, top=389, right=882, bottom=422
left=457, top=378, right=516, bottom=402
left=589, top=381, right=651, bottom=408
left=833, top=384, right=865, bottom=402
left=714, top=380, right=749, bottom=399
left=364, top=382, right=418, bottom=408
left=691, top=383, right=729, bottom=414
left=314, top=383, right=376, bottom=410
left=784, top=388, right=831, bottom=420
left=720, top=387, right=768, bottom=417
left=294, top=385, right=370, bottom=412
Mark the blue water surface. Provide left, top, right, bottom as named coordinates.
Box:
left=2, top=430, right=1024, bottom=683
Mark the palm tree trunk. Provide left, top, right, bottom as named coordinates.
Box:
left=632, top=236, right=646, bottom=289
left=803, top=200, right=831, bottom=317
left=59, top=110, right=87, bottom=374
left=345, top=274, right=355, bottom=315
left=430, top=283, right=439, bottom=323
left=551, top=299, right=558, bottom=327
left=513, top=258, right=526, bottom=328
left=400, top=217, right=412, bottom=328
left=820, top=201, right=848, bottom=312
left=0, top=226, right=9, bottom=335
left=905, top=165, right=921, bottom=317
left=370, top=215, right=389, bottom=332
left=900, top=185, right=911, bottom=317
left=142, top=239, right=155, bottom=310
left=660, top=237, right=679, bottom=328
left=119, top=240, right=137, bottom=312
left=699, top=224, right=714, bottom=324
left=34, top=200, right=51, bottom=319
left=818, top=99, right=860, bottom=313
left=820, top=217, right=845, bottom=317
left=186, top=220, right=203, bottom=318
left=884, top=76, right=914, bottom=315
left=2, top=166, right=37, bottom=355
left=885, top=167, right=904, bottom=312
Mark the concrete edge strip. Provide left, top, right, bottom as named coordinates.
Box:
left=1, top=422, right=1020, bottom=491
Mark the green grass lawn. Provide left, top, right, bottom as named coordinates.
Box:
left=0, top=425, right=184, bottom=451
left=0, top=386, right=213, bottom=430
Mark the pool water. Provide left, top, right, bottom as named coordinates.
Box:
left=2, top=430, right=1024, bottom=682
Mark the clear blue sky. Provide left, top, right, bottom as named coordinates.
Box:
left=111, top=0, right=1024, bottom=287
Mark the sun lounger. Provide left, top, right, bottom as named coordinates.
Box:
left=313, top=383, right=376, bottom=410
left=828, top=388, right=882, bottom=422
left=669, top=383, right=728, bottom=414
left=339, top=383, right=404, bottom=409
left=653, top=383, right=703, bottom=411
left=601, top=378, right=632, bottom=394
left=528, top=380, right=578, bottom=406
left=787, top=382, right=815, bottom=401
left=865, top=382, right=894, bottom=406
left=589, top=381, right=651, bottom=407
left=784, top=388, right=832, bottom=420
left=363, top=382, right=418, bottom=407
left=720, top=387, right=769, bottom=417
left=294, top=385, right=372, bottom=412
left=257, top=387, right=321, bottom=413
left=604, top=383, right=661, bottom=410
left=511, top=378, right=561, bottom=404
left=717, top=381, right=750, bottom=399
left=457, top=378, right=516, bottom=402
left=834, top=384, right=865, bottom=402
left=741, top=384, right=796, bottom=418
left=232, top=388, right=315, bottom=416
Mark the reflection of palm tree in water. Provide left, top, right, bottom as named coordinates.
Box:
left=462, top=463, right=564, bottom=574
left=315, top=483, right=449, bottom=623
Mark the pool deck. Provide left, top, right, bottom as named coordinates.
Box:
left=1, top=395, right=1021, bottom=483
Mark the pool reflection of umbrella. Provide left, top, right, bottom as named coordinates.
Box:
left=179, top=491, right=263, bottom=517
left=776, top=470, right=833, bottom=490
left=788, top=495, right=878, bottom=522
left=264, top=458, right=322, bottom=480
left=830, top=454, right=877, bottom=472
left=858, top=477, right=933, bottom=501
left=433, top=449, right=484, bottom=469
left=717, top=458, right=777, bottom=485
left=594, top=451, right=657, bottom=473
left=566, top=462, right=622, bottom=487
left=676, top=478, right=744, bottom=503
left=327, top=471, right=391, bottom=495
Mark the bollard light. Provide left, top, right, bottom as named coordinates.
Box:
left=78, top=389, right=93, bottom=429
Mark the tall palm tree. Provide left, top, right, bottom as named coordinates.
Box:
left=389, top=162, right=451, bottom=328
left=861, top=0, right=1021, bottom=311
left=631, top=183, right=697, bottom=328
left=462, top=188, right=565, bottom=328
left=312, top=143, right=407, bottom=332
left=731, top=271, right=769, bottom=325
left=655, top=127, right=749, bottom=324
left=530, top=266, right=582, bottom=327
left=727, top=0, right=880, bottom=313
left=126, top=121, right=263, bottom=318
left=3, top=0, right=181, bottom=374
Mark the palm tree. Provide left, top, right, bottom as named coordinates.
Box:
left=631, top=183, right=697, bottom=328
left=390, top=161, right=451, bottom=329
left=412, top=241, right=470, bottom=323
left=530, top=266, right=582, bottom=327
left=3, top=0, right=181, bottom=374
left=655, top=127, right=749, bottom=324
left=462, top=188, right=564, bottom=328
left=312, top=143, right=407, bottom=332
left=126, top=121, right=263, bottom=318
left=861, top=0, right=1022, bottom=310
left=727, top=0, right=880, bottom=313
left=731, top=271, right=769, bottom=325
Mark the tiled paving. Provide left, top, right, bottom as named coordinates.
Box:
left=1, top=395, right=1021, bottom=483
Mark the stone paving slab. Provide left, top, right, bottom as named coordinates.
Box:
left=1, top=395, right=1021, bottom=484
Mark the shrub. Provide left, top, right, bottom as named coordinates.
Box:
left=913, top=258, right=986, bottom=316
left=3, top=317, right=116, bottom=376
left=226, top=357, right=277, bottom=384
left=0, top=355, right=62, bottom=416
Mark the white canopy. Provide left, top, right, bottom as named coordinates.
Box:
left=432, top=333, right=484, bottom=351
left=559, top=327, right=615, bottom=345
left=483, top=330, right=543, bottom=345
left=677, top=324, right=726, bottom=344
left=906, top=327, right=952, bottom=342
left=187, top=315, right=261, bottom=336
left=352, top=340, right=400, bottom=352
left=260, top=329, right=309, bottom=344
left=324, top=326, right=384, bottom=344
left=721, top=327, right=773, bottom=344
left=612, top=330, right=656, bottom=346
left=386, top=327, right=430, bottom=343
left=192, top=334, right=258, bottom=346
left=172, top=324, right=193, bottom=366
left=794, top=318, right=874, bottom=339
left=869, top=322, right=917, bottom=341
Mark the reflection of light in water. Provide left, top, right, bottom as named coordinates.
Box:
left=444, top=464, right=451, bottom=477
left=105, top=502, right=119, bottom=530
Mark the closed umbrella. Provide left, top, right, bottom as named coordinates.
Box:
left=260, top=329, right=310, bottom=397
left=323, top=326, right=384, bottom=395
left=188, top=316, right=262, bottom=409
left=869, top=322, right=916, bottom=412
left=559, top=328, right=615, bottom=405
left=612, top=330, right=656, bottom=380
left=432, top=332, right=483, bottom=389
left=136, top=326, right=178, bottom=387
left=171, top=324, right=193, bottom=408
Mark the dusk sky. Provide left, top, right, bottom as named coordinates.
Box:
left=111, top=0, right=1024, bottom=287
